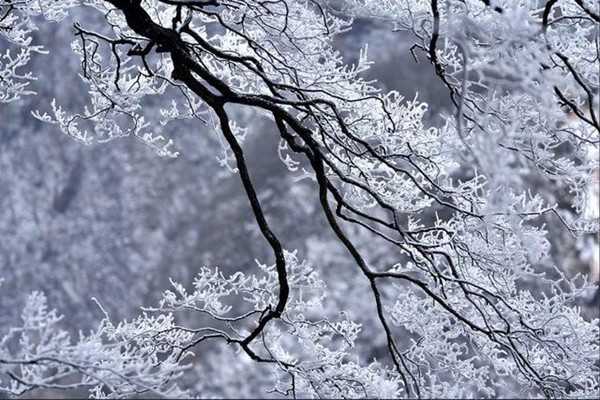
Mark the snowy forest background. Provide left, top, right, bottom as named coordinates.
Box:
left=1, top=2, right=599, bottom=398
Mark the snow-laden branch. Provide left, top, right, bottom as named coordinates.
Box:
left=0, top=288, right=189, bottom=398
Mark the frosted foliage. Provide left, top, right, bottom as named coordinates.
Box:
left=1, top=0, right=598, bottom=398
left=0, top=283, right=188, bottom=398
left=346, top=0, right=599, bottom=215
left=147, top=251, right=403, bottom=398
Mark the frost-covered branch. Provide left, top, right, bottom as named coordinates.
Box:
left=0, top=289, right=188, bottom=398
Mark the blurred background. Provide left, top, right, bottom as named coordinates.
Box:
left=1, top=14, right=598, bottom=398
